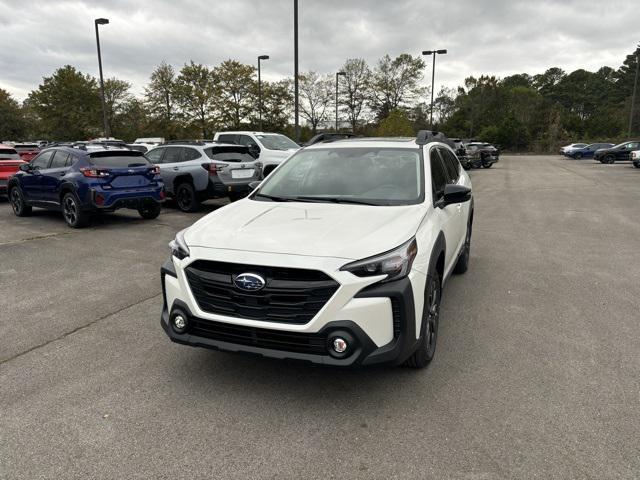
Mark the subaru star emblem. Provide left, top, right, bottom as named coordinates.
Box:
left=234, top=273, right=266, bottom=291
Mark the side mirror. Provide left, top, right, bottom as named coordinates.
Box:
left=442, top=184, right=471, bottom=206
left=248, top=181, right=261, bottom=192
left=19, top=163, right=32, bottom=172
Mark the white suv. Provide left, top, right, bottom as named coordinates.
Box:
left=161, top=132, right=473, bottom=368
left=213, top=131, right=300, bottom=177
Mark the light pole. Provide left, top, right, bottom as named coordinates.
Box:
left=628, top=49, right=639, bottom=137
left=95, top=18, right=110, bottom=138
left=293, top=0, right=300, bottom=142
left=257, top=55, right=269, bottom=131
left=422, top=49, right=447, bottom=129
left=335, top=71, right=346, bottom=131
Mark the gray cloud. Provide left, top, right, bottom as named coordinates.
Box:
left=0, top=0, right=638, bottom=101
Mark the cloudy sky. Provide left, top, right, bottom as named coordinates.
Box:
left=1, top=0, right=638, bottom=101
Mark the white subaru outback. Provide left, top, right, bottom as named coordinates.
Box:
left=161, top=131, right=473, bottom=368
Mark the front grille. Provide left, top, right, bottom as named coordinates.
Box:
left=189, top=317, right=327, bottom=355
left=185, top=260, right=340, bottom=324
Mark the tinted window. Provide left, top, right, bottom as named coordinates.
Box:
left=162, top=147, right=183, bottom=163
left=205, top=146, right=254, bottom=163
left=49, top=151, right=70, bottom=168
left=217, top=134, right=238, bottom=144
left=183, top=148, right=202, bottom=161
left=89, top=152, right=151, bottom=167
left=65, top=155, right=77, bottom=167
left=0, top=148, right=20, bottom=160
left=31, top=150, right=54, bottom=169
left=439, top=148, right=460, bottom=181
left=430, top=149, right=448, bottom=201
left=145, top=148, right=164, bottom=164
left=256, top=148, right=423, bottom=206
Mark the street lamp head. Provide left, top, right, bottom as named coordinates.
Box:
left=258, top=55, right=270, bottom=60
left=422, top=50, right=433, bottom=56
left=437, top=49, right=448, bottom=54
left=337, top=71, right=346, bottom=76
left=95, top=18, right=109, bottom=25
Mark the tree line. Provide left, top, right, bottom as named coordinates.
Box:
left=1, top=46, right=638, bottom=150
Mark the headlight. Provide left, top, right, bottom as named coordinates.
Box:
left=340, top=238, right=418, bottom=283
left=169, top=228, right=190, bottom=260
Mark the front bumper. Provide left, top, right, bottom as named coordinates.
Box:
left=160, top=256, right=422, bottom=367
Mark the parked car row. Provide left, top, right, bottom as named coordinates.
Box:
left=560, top=141, right=640, bottom=166
left=450, top=139, right=500, bottom=169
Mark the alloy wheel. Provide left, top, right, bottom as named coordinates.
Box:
left=10, top=189, right=22, bottom=214
left=424, top=276, right=440, bottom=356
left=177, top=187, right=192, bottom=211
left=63, top=196, right=78, bottom=225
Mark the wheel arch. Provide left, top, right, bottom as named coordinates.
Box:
left=173, top=174, right=195, bottom=192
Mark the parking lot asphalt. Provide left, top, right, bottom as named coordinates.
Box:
left=1, top=155, right=639, bottom=479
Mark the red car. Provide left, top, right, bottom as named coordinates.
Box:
left=13, top=143, right=40, bottom=161
left=0, top=145, right=25, bottom=196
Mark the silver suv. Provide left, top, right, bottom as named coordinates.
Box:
left=146, top=141, right=261, bottom=212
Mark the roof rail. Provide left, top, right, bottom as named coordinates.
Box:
left=162, top=140, right=207, bottom=146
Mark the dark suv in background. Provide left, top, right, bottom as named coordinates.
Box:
left=593, top=141, right=640, bottom=163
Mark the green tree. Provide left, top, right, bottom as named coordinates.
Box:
left=174, top=61, right=217, bottom=138
left=256, top=79, right=293, bottom=132
left=0, top=89, right=26, bottom=140
left=27, top=65, right=101, bottom=140
left=369, top=53, right=426, bottom=120
left=213, top=60, right=256, bottom=129
left=145, top=61, right=177, bottom=137
left=103, top=77, right=132, bottom=134
left=376, top=109, right=414, bottom=136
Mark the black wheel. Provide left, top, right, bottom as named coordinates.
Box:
left=454, top=219, right=472, bottom=274
left=138, top=201, right=161, bottom=219
left=9, top=186, right=32, bottom=217
left=62, top=192, right=90, bottom=228
left=175, top=183, right=200, bottom=212
left=404, top=272, right=441, bottom=368
left=482, top=162, right=493, bottom=168
left=634, top=162, right=640, bottom=169
left=574, top=152, right=582, bottom=159
left=605, top=154, right=615, bottom=164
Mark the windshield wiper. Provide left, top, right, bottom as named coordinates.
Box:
left=253, top=192, right=298, bottom=202
left=293, top=196, right=380, bottom=206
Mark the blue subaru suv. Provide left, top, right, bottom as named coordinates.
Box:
left=8, top=147, right=164, bottom=228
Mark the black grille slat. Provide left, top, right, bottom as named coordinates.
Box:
left=185, top=260, right=339, bottom=324
left=189, top=318, right=327, bottom=354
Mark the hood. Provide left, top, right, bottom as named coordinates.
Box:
left=184, top=199, right=424, bottom=260
left=262, top=148, right=298, bottom=159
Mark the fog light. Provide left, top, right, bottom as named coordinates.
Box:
left=333, top=337, right=348, bottom=353
left=171, top=314, right=188, bottom=334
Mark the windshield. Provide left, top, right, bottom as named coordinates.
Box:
left=254, top=147, right=424, bottom=206
left=256, top=134, right=299, bottom=151
left=0, top=149, right=21, bottom=160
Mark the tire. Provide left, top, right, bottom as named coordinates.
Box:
left=574, top=152, right=582, bottom=159
left=453, top=218, right=472, bottom=274
left=605, top=154, right=615, bottom=164
left=62, top=192, right=90, bottom=228
left=138, top=201, right=161, bottom=219
left=175, top=182, right=200, bottom=212
left=482, top=162, right=493, bottom=168
left=9, top=186, right=32, bottom=217
left=404, top=271, right=441, bottom=369
left=634, top=162, right=640, bottom=169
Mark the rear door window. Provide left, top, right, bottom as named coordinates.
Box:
left=162, top=147, right=184, bottom=163
left=49, top=151, right=70, bottom=168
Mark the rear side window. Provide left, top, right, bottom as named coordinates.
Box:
left=430, top=149, right=448, bottom=202
left=146, top=148, right=164, bottom=164
left=0, top=148, right=20, bottom=159
left=439, top=148, right=460, bottom=182
left=50, top=151, right=70, bottom=168
left=183, top=148, right=202, bottom=161
left=89, top=152, right=151, bottom=167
